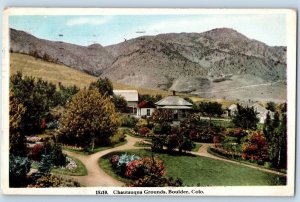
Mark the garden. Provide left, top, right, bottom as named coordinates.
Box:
left=8, top=72, right=287, bottom=187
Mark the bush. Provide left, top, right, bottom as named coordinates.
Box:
left=242, top=131, right=269, bottom=162
left=50, top=144, right=67, bottom=167
left=136, top=118, right=148, bottom=129
left=28, top=174, right=80, bottom=187
left=9, top=155, right=31, bottom=187
left=110, top=130, right=126, bottom=144
left=28, top=144, right=44, bottom=161
left=120, top=115, right=138, bottom=128
left=138, top=127, right=150, bottom=136
left=129, top=175, right=183, bottom=187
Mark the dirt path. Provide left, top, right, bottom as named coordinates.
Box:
left=191, top=143, right=286, bottom=176
left=63, top=135, right=142, bottom=187
left=63, top=136, right=285, bottom=187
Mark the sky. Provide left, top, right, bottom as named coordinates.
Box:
left=9, top=14, right=287, bottom=46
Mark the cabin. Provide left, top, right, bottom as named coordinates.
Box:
left=113, top=90, right=138, bottom=115
left=137, top=100, right=156, bottom=117
left=155, top=91, right=193, bottom=121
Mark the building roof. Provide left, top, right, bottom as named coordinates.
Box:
left=113, top=90, right=138, bottom=102
left=161, top=105, right=192, bottom=109
left=155, top=95, right=193, bottom=106
left=138, top=100, right=156, bottom=108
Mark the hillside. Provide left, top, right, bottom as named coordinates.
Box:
left=10, top=28, right=114, bottom=76
left=10, top=53, right=235, bottom=107
left=10, top=28, right=287, bottom=102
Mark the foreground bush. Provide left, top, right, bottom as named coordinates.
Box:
left=28, top=174, right=80, bottom=187
left=9, top=155, right=31, bottom=187
left=128, top=175, right=183, bottom=187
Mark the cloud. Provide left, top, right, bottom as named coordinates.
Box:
left=66, top=16, right=112, bottom=26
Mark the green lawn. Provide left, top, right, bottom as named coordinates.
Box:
left=99, top=149, right=286, bottom=186
left=52, top=156, right=87, bottom=176
left=63, top=140, right=127, bottom=155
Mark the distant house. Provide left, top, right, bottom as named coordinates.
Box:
left=155, top=91, right=193, bottom=121
left=113, top=90, right=138, bottom=115
left=227, top=102, right=274, bottom=124
left=137, top=100, right=156, bottom=117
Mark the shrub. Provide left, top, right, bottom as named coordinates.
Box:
left=129, top=175, right=183, bottom=187
left=9, top=155, right=31, bottom=187
left=28, top=144, right=44, bottom=161
left=138, top=127, right=150, bottom=136
left=50, top=144, right=67, bottom=167
left=110, top=155, right=120, bottom=168
left=110, top=130, right=126, bottom=144
left=120, top=115, right=138, bottom=128
left=180, top=137, right=195, bottom=152
left=136, top=118, right=148, bottom=129
left=28, top=174, right=80, bottom=187
left=242, top=131, right=269, bottom=163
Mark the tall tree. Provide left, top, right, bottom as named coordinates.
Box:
left=232, top=104, right=259, bottom=130
left=59, top=89, right=120, bottom=150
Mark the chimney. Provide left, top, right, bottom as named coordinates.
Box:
left=172, top=91, right=176, bottom=96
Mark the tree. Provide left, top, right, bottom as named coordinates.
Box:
left=59, top=89, right=120, bottom=150
left=138, top=94, right=162, bottom=104
left=89, top=77, right=113, bottom=96
left=232, top=104, right=259, bottom=130
left=10, top=72, right=57, bottom=134
left=184, top=97, right=198, bottom=111
left=266, top=101, right=276, bottom=112
left=54, top=82, right=79, bottom=106
left=198, top=102, right=223, bottom=124
left=112, top=95, right=127, bottom=112
left=9, top=91, right=27, bottom=156
left=263, top=110, right=287, bottom=168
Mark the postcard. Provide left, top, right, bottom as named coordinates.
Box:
left=1, top=8, right=296, bottom=196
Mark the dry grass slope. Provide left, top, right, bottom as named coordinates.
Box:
left=10, top=53, right=234, bottom=106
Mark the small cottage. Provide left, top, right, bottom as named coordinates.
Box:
left=113, top=90, right=138, bottom=115
left=137, top=100, right=156, bottom=117
left=155, top=91, right=193, bottom=121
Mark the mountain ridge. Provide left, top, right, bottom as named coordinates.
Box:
left=10, top=27, right=287, bottom=102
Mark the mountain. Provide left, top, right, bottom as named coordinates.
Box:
left=10, top=28, right=287, bottom=102
left=10, top=28, right=114, bottom=75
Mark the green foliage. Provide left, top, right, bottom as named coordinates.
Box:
left=138, top=94, right=162, bottom=104
left=38, top=154, right=53, bottom=175
left=59, top=89, right=120, bottom=149
left=263, top=110, right=287, bottom=169
left=198, top=102, right=223, bottom=119
left=9, top=155, right=31, bottom=187
left=232, top=104, right=259, bottom=130
left=112, top=95, right=128, bottom=112
left=29, top=174, right=81, bottom=187
left=49, top=144, right=67, bottom=167
left=153, top=122, right=172, bottom=135
left=266, top=102, right=276, bottom=112
left=10, top=72, right=57, bottom=134
left=110, top=130, right=126, bottom=144
left=89, top=77, right=113, bottom=96
left=120, top=115, right=138, bottom=128
left=54, top=82, right=79, bottom=106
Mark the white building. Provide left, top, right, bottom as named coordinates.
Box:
left=137, top=100, right=156, bottom=117
left=113, top=90, right=138, bottom=115
left=155, top=92, right=193, bottom=121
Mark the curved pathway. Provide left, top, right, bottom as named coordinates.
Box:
left=63, top=136, right=286, bottom=187
left=63, top=135, right=142, bottom=187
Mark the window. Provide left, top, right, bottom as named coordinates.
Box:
left=147, top=109, right=151, bottom=116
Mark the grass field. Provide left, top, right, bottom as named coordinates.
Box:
left=10, top=53, right=234, bottom=105
left=99, top=149, right=286, bottom=186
